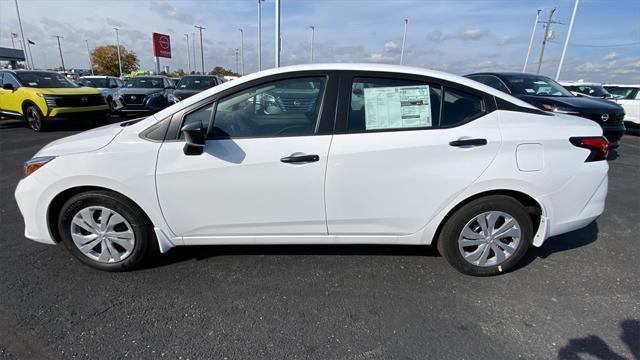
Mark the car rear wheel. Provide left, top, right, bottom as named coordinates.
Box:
left=437, top=195, right=532, bottom=276
left=25, top=105, right=47, bottom=132
left=57, top=190, right=157, bottom=271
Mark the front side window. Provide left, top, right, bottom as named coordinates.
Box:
left=181, top=103, right=214, bottom=137
left=348, top=77, right=441, bottom=132
left=15, top=72, right=77, bottom=88
left=3, top=73, right=21, bottom=88
left=605, top=87, right=635, bottom=100
left=79, top=77, right=109, bottom=88
left=212, top=77, right=325, bottom=138
left=441, top=87, right=486, bottom=127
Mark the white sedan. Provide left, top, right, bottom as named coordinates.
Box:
left=15, top=64, right=609, bottom=276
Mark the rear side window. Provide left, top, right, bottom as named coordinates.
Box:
left=348, top=77, right=441, bottom=132
left=441, top=88, right=486, bottom=127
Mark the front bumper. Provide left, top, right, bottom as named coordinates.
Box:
left=114, top=96, right=165, bottom=114
left=47, top=105, right=110, bottom=120
left=15, top=174, right=56, bottom=245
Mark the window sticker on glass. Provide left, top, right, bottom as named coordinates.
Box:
left=363, top=85, right=432, bottom=130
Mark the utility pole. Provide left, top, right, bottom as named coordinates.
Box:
left=14, top=0, right=29, bottom=69
left=184, top=33, right=191, bottom=73
left=114, top=27, right=122, bottom=78
left=523, top=9, right=542, bottom=72
left=535, top=8, right=557, bottom=75
left=235, top=48, right=239, bottom=75
left=27, top=39, right=34, bottom=69
left=53, top=35, right=66, bottom=74
left=556, top=0, right=579, bottom=80
left=308, top=26, right=315, bottom=63
left=195, top=25, right=206, bottom=74
left=258, top=0, right=264, bottom=71
left=400, top=19, right=408, bottom=65
left=85, top=40, right=94, bottom=75
left=275, top=0, right=281, bottom=67
left=239, top=28, right=244, bottom=76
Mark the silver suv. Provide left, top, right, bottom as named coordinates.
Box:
left=77, top=76, right=124, bottom=111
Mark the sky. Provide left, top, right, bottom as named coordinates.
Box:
left=1, top=0, right=639, bottom=83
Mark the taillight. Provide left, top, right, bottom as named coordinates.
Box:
left=569, top=136, right=609, bottom=162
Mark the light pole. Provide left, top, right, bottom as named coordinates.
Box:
left=192, top=33, right=196, bottom=73
left=239, top=28, right=244, bottom=76
left=53, top=35, right=65, bottom=74
left=195, top=25, right=206, bottom=74
left=400, top=19, right=408, bottom=65
left=114, top=27, right=122, bottom=77
left=258, top=0, right=264, bottom=71
left=235, top=48, right=239, bottom=75
left=308, top=26, right=315, bottom=64
left=523, top=9, right=542, bottom=72
left=86, top=40, right=94, bottom=75
left=556, top=0, right=580, bottom=80
left=275, top=0, right=281, bottom=67
left=184, top=33, right=191, bottom=73
left=14, top=0, right=29, bottom=69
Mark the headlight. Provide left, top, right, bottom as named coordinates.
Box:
left=147, top=92, right=163, bottom=98
left=24, top=156, right=56, bottom=177
left=168, top=94, right=180, bottom=103
left=542, top=104, right=580, bottom=115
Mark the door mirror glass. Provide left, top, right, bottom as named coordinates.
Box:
left=181, top=122, right=205, bottom=156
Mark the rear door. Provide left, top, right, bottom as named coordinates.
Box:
left=325, top=72, right=502, bottom=235
left=155, top=72, right=338, bottom=237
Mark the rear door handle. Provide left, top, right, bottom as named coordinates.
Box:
left=280, top=154, right=320, bottom=163
left=449, top=138, right=488, bottom=147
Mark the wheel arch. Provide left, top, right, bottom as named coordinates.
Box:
left=430, top=189, right=544, bottom=248
left=21, top=99, right=39, bottom=117
left=46, top=186, right=155, bottom=244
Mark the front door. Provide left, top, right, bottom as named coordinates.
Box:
left=155, top=75, right=334, bottom=237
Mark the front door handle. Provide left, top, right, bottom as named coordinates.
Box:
left=449, top=138, right=488, bottom=147
left=280, top=154, right=320, bottom=163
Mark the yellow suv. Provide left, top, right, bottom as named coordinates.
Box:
left=0, top=70, right=110, bottom=132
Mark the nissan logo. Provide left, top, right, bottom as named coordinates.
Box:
left=81, top=97, right=88, bottom=103
left=293, top=100, right=301, bottom=106
left=131, top=95, right=137, bottom=100
left=601, top=113, right=609, bottom=122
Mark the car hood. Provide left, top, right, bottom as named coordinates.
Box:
left=35, top=121, right=126, bottom=157
left=516, top=95, right=623, bottom=112
left=117, top=88, right=164, bottom=96
left=30, top=87, right=102, bottom=95
left=172, top=89, right=200, bottom=100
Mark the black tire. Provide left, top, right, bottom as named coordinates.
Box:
left=437, top=195, right=533, bottom=276
left=24, top=104, right=48, bottom=132
left=57, top=190, right=158, bottom=271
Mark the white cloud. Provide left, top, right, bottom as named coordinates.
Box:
left=603, top=52, right=618, bottom=61
left=498, top=36, right=513, bottom=46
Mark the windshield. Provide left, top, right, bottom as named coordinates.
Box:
left=125, top=77, right=164, bottom=88
left=79, top=77, right=109, bottom=88
left=567, top=85, right=611, bottom=97
left=177, top=76, right=217, bottom=90
left=503, top=75, right=573, bottom=97
left=15, top=72, right=79, bottom=88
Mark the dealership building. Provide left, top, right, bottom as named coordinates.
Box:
left=0, top=47, right=26, bottom=69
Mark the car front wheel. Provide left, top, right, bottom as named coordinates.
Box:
left=25, top=104, right=47, bottom=132
left=57, top=190, right=157, bottom=271
left=437, top=195, right=533, bottom=276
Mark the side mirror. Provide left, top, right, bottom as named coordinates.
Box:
left=181, top=122, right=205, bottom=156
left=2, top=83, right=15, bottom=91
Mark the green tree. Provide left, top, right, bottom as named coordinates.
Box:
left=208, top=66, right=239, bottom=77
left=90, top=45, right=139, bottom=76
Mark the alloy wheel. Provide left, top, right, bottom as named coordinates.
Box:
left=457, top=211, right=522, bottom=267
left=70, top=206, right=136, bottom=263
left=26, top=107, right=41, bottom=131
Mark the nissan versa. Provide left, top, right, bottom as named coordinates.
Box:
left=0, top=70, right=109, bottom=131
left=15, top=64, right=609, bottom=276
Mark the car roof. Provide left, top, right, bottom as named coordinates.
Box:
left=80, top=75, right=111, bottom=79
left=150, top=63, right=540, bottom=121
left=467, top=71, right=553, bottom=78
left=603, top=84, right=640, bottom=88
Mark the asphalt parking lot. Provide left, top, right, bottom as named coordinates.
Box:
left=0, top=117, right=638, bottom=360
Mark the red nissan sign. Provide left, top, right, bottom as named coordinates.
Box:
left=152, top=32, right=171, bottom=58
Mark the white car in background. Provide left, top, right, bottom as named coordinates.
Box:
left=603, top=84, right=640, bottom=134
left=77, top=75, right=125, bottom=111
left=560, top=81, right=613, bottom=99
left=15, top=64, right=609, bottom=276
